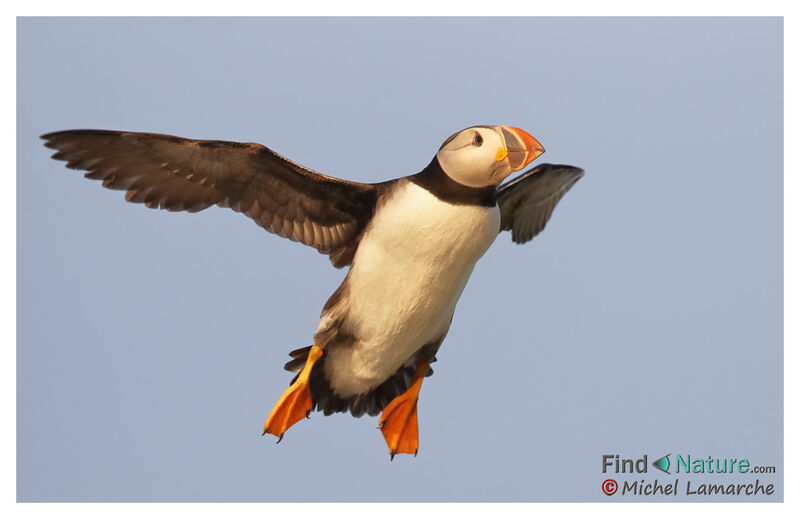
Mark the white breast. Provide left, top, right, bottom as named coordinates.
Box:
left=322, top=181, right=500, bottom=396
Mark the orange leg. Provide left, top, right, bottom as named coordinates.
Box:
left=379, top=361, right=429, bottom=459
left=263, top=345, right=323, bottom=441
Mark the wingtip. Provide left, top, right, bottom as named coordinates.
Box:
left=40, top=130, right=68, bottom=141
left=40, top=129, right=118, bottom=143
left=39, top=130, right=69, bottom=148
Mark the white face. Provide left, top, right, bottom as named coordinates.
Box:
left=435, top=125, right=544, bottom=188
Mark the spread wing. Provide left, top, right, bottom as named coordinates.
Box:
left=41, top=129, right=380, bottom=268
left=497, top=163, right=584, bottom=244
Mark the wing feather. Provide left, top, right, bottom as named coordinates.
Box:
left=42, top=129, right=380, bottom=267
left=496, top=163, right=584, bottom=244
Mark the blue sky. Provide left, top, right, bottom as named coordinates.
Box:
left=17, top=17, right=782, bottom=501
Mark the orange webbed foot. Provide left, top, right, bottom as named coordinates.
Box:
left=263, top=345, right=323, bottom=441
left=378, top=362, right=429, bottom=459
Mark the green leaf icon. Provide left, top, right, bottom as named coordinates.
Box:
left=652, top=454, right=670, bottom=474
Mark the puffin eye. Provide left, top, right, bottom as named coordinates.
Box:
left=472, top=134, right=483, bottom=146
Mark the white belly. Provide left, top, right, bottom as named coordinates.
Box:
left=322, top=181, right=500, bottom=396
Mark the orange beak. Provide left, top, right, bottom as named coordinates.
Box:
left=499, top=126, right=545, bottom=171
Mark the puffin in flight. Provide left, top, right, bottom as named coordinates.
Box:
left=42, top=125, right=583, bottom=458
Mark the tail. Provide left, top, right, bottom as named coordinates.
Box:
left=281, top=346, right=434, bottom=418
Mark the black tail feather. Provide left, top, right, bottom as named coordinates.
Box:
left=280, top=346, right=419, bottom=417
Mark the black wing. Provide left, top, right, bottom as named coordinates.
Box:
left=497, top=163, right=584, bottom=244
left=41, top=129, right=380, bottom=268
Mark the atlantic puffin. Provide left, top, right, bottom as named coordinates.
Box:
left=41, top=125, right=583, bottom=458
